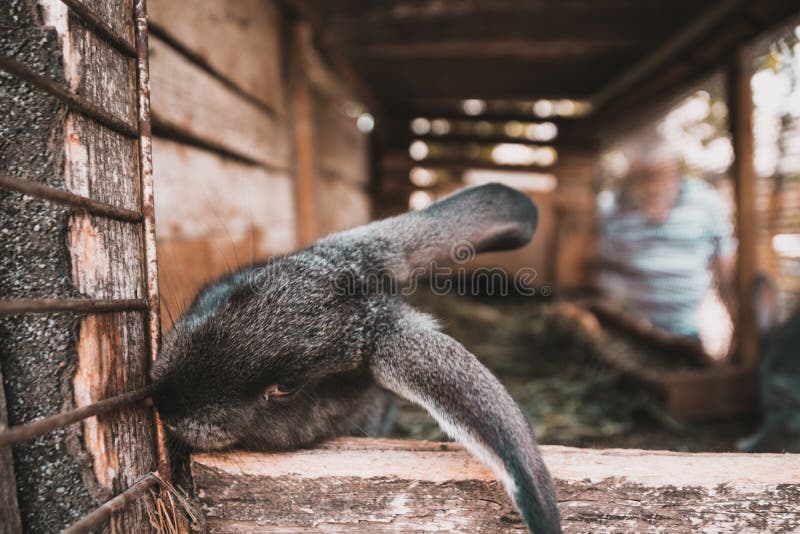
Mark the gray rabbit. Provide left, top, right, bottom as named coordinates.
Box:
left=151, top=183, right=562, bottom=533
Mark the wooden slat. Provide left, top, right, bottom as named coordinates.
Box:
left=67, top=216, right=145, bottom=300
left=314, top=177, right=371, bottom=237
left=383, top=152, right=555, bottom=174
left=291, top=22, right=319, bottom=246
left=313, top=88, right=370, bottom=186
left=355, top=39, right=645, bottom=60
left=60, top=0, right=136, bottom=56
left=590, top=0, right=744, bottom=111
left=281, top=0, right=383, bottom=116
left=352, top=55, right=636, bottom=101
left=66, top=0, right=135, bottom=48
left=327, top=10, right=694, bottom=45
left=0, top=365, right=23, bottom=534
left=192, top=438, right=800, bottom=533
left=148, top=35, right=290, bottom=170
left=152, top=138, right=296, bottom=327
left=64, top=11, right=136, bottom=129
left=728, top=46, right=759, bottom=369
left=64, top=114, right=141, bottom=211
left=148, top=0, right=285, bottom=112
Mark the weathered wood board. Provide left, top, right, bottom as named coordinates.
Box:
left=312, top=87, right=370, bottom=186
left=148, top=0, right=285, bottom=112
left=153, top=138, right=296, bottom=326
left=38, top=2, right=137, bottom=127
left=72, top=0, right=135, bottom=46
left=193, top=438, right=800, bottom=533
left=149, top=35, right=290, bottom=169
left=33, top=2, right=159, bottom=531
left=64, top=113, right=141, bottom=211
left=314, top=177, right=371, bottom=237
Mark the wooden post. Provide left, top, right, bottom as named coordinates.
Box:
left=727, top=45, right=759, bottom=369
left=0, top=366, right=23, bottom=534
left=291, top=22, right=318, bottom=246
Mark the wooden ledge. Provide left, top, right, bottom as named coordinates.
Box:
left=193, top=438, right=800, bottom=532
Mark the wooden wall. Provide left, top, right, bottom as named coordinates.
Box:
left=147, top=0, right=372, bottom=325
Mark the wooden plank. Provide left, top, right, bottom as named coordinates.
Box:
left=355, top=39, right=643, bottom=60
left=148, top=35, right=290, bottom=170
left=33, top=3, right=159, bottom=531
left=192, top=438, right=800, bottom=533
left=39, top=2, right=136, bottom=126
left=67, top=213, right=157, bottom=532
left=281, top=0, right=383, bottom=116
left=314, top=177, right=371, bottom=237
left=313, top=88, right=369, bottom=186
left=590, top=0, right=743, bottom=111
left=148, top=0, right=285, bottom=112
left=0, top=365, right=23, bottom=534
left=152, top=138, right=296, bottom=326
left=326, top=10, right=694, bottom=46
left=728, top=46, right=759, bottom=369
left=64, top=113, right=141, bottom=211
left=152, top=139, right=296, bottom=257
left=290, top=22, right=319, bottom=246
left=664, top=367, right=757, bottom=420
left=352, top=55, right=634, bottom=101
left=69, top=0, right=135, bottom=46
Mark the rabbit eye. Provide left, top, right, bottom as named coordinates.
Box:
left=263, top=382, right=298, bottom=400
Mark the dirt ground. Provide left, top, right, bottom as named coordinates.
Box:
left=388, top=291, right=758, bottom=452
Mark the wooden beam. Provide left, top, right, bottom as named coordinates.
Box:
left=354, top=39, right=642, bottom=60
left=727, top=46, right=759, bottom=370
left=352, top=55, right=628, bottom=101
left=313, top=0, right=697, bottom=19
left=279, top=0, right=383, bottom=115
left=192, top=438, right=800, bottom=532
left=385, top=156, right=554, bottom=175
left=590, top=0, right=744, bottom=111
left=291, top=22, right=319, bottom=246
left=327, top=10, right=696, bottom=46
left=383, top=117, right=598, bottom=151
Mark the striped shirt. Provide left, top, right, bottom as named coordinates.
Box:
left=599, top=178, right=737, bottom=337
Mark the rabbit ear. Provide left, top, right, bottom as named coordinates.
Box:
left=370, top=305, right=561, bottom=534
left=316, top=183, right=538, bottom=282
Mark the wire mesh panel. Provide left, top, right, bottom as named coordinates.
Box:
left=752, top=25, right=800, bottom=323
left=0, top=0, right=167, bottom=531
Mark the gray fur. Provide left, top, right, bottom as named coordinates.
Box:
left=152, top=183, right=561, bottom=533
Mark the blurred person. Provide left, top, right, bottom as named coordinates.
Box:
left=597, top=137, right=737, bottom=343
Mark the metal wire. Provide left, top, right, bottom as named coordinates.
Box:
left=0, top=173, right=143, bottom=223
left=60, top=473, right=160, bottom=534
left=0, top=298, right=147, bottom=315
left=0, top=386, right=154, bottom=448
left=0, top=54, right=139, bottom=138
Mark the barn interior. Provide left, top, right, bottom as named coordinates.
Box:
left=1, top=0, right=799, bottom=532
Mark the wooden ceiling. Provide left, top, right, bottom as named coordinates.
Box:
left=302, top=0, right=800, bottom=118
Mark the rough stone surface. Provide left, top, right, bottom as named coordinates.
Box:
left=0, top=1, right=95, bottom=531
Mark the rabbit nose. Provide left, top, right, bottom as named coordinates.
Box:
left=151, top=387, right=186, bottom=421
